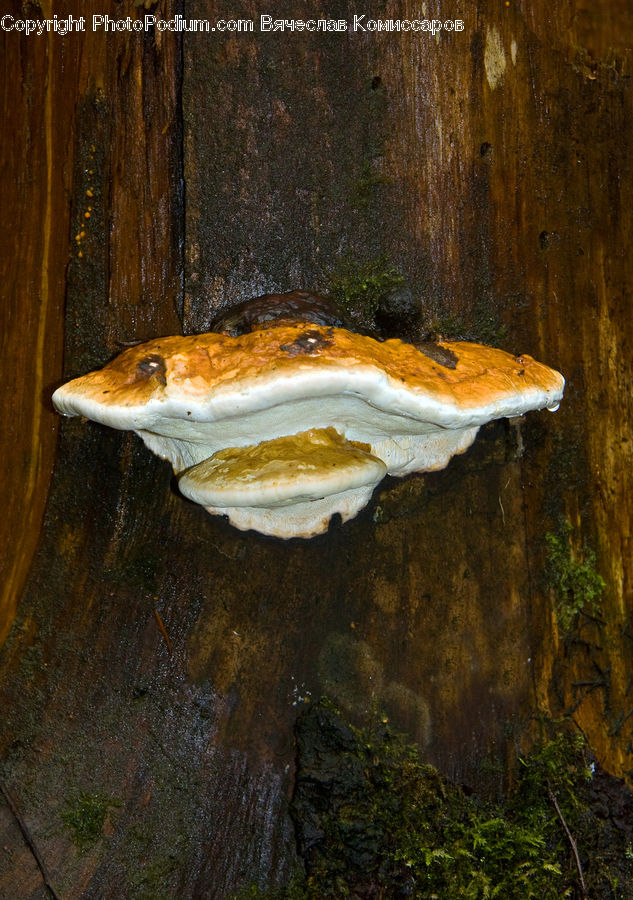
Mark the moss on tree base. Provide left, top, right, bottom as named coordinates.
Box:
left=237, top=700, right=633, bottom=899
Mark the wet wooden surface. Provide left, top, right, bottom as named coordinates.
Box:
left=1, top=1, right=632, bottom=896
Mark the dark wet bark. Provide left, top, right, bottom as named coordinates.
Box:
left=1, top=1, right=632, bottom=897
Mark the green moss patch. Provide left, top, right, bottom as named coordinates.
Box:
left=61, top=790, right=121, bottom=852
left=545, top=518, right=605, bottom=634
left=238, top=701, right=633, bottom=899
left=324, top=254, right=405, bottom=332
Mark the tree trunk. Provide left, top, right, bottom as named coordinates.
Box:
left=1, top=1, right=632, bottom=896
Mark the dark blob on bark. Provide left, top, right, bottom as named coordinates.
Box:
left=291, top=703, right=381, bottom=873
left=210, top=290, right=357, bottom=336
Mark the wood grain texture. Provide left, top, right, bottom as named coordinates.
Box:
left=0, top=1, right=69, bottom=648
left=0, top=1, right=632, bottom=896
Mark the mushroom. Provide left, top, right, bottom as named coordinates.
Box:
left=178, top=428, right=387, bottom=538
left=52, top=322, right=564, bottom=538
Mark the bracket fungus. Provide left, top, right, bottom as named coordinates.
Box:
left=52, top=322, right=564, bottom=539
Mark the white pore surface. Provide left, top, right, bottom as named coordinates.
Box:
left=132, top=394, right=488, bottom=477
left=370, top=427, right=480, bottom=475
left=204, top=483, right=380, bottom=539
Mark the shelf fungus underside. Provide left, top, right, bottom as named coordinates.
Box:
left=52, top=323, right=564, bottom=538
